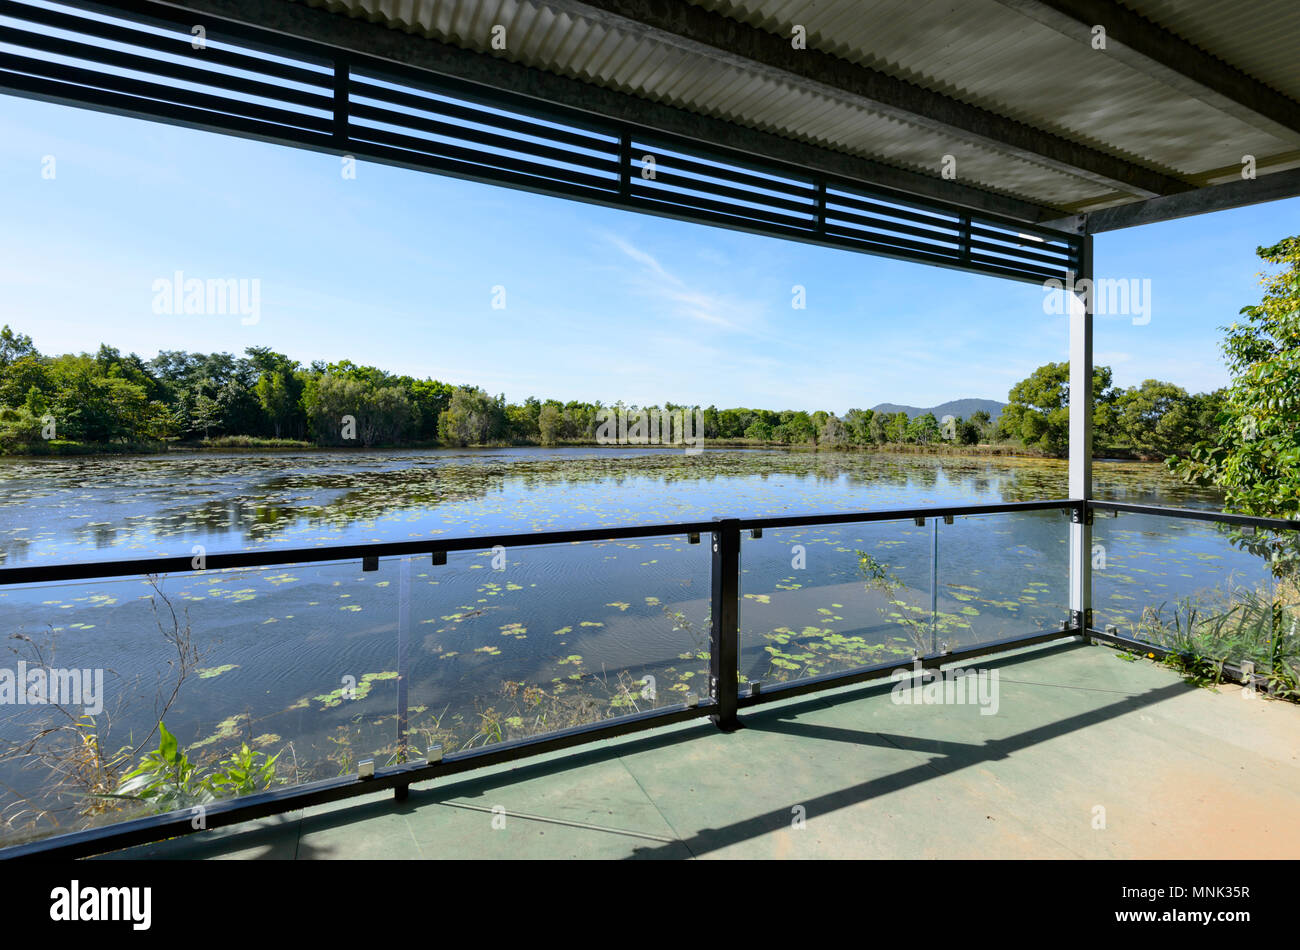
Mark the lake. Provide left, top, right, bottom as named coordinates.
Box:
left=0, top=447, right=1252, bottom=845
left=0, top=446, right=1224, bottom=566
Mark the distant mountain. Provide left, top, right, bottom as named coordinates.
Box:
left=869, top=398, right=1006, bottom=422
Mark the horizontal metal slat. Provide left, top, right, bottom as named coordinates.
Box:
left=822, top=204, right=964, bottom=247
left=1, top=0, right=332, bottom=86
left=348, top=100, right=618, bottom=177
left=825, top=187, right=963, bottom=232
left=0, top=67, right=336, bottom=149
left=348, top=121, right=620, bottom=193
left=350, top=74, right=616, bottom=155
left=0, top=48, right=332, bottom=132
left=633, top=140, right=818, bottom=202
left=629, top=179, right=817, bottom=231
left=1, top=24, right=333, bottom=113
left=635, top=166, right=817, bottom=218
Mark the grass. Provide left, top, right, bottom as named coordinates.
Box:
left=1119, top=581, right=1300, bottom=700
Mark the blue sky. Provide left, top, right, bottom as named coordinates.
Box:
left=2, top=92, right=1297, bottom=413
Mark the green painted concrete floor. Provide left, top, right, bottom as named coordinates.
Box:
left=99, top=639, right=1300, bottom=860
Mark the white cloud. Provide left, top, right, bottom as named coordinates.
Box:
left=598, top=231, right=766, bottom=333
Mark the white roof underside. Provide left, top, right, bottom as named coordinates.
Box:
left=293, top=0, right=1300, bottom=215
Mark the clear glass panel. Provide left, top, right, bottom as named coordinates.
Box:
left=1092, top=512, right=1299, bottom=680
left=940, top=507, right=1072, bottom=648
left=406, top=534, right=711, bottom=756
left=740, top=518, right=932, bottom=687
left=0, top=557, right=398, bottom=849
left=740, top=509, right=1073, bottom=689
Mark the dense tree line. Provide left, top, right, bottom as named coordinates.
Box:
left=0, top=324, right=1220, bottom=458
left=994, top=361, right=1225, bottom=460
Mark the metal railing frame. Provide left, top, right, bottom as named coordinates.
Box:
left=1083, top=500, right=1300, bottom=688
left=2, top=495, right=1297, bottom=859
left=1, top=497, right=1079, bottom=859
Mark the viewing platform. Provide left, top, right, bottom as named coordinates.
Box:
left=101, top=640, right=1300, bottom=860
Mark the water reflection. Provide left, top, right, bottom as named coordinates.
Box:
left=0, top=447, right=1218, bottom=565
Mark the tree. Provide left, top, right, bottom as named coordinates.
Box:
left=254, top=371, right=294, bottom=438
left=0, top=326, right=36, bottom=370
left=868, top=411, right=888, bottom=444
left=954, top=416, right=981, bottom=445
left=884, top=411, right=910, bottom=443
left=777, top=410, right=816, bottom=444
left=819, top=413, right=850, bottom=447
left=306, top=374, right=414, bottom=446
left=1113, top=380, right=1198, bottom=459
left=997, top=362, right=1117, bottom=456
left=0, top=406, right=43, bottom=447
left=1174, top=236, right=1300, bottom=534
left=844, top=408, right=873, bottom=445
left=246, top=348, right=304, bottom=439
left=538, top=403, right=563, bottom=446
left=438, top=387, right=505, bottom=446
left=907, top=413, right=941, bottom=445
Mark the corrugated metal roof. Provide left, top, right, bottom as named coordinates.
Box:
left=294, top=0, right=1300, bottom=215
left=1126, top=0, right=1300, bottom=101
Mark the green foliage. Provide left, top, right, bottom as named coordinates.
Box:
left=113, top=722, right=213, bottom=810
left=307, top=373, right=415, bottom=446
left=538, top=402, right=563, bottom=445
left=906, top=412, right=941, bottom=445
left=112, top=722, right=282, bottom=811
left=1113, top=380, right=1201, bottom=459
left=0, top=406, right=44, bottom=447
left=996, top=361, right=1118, bottom=455
left=1174, top=237, right=1300, bottom=524
left=1126, top=584, right=1299, bottom=700
left=438, top=386, right=506, bottom=446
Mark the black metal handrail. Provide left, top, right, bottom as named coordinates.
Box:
left=0, top=498, right=1080, bottom=586
left=1088, top=500, right=1300, bottom=531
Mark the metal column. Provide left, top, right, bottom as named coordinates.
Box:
left=1068, top=232, right=1094, bottom=637
left=709, top=518, right=740, bottom=730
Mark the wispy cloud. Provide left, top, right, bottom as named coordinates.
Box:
left=599, top=231, right=764, bottom=332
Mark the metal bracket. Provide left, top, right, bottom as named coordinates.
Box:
left=362, top=555, right=379, bottom=572
left=1070, top=608, right=1092, bottom=631
left=1070, top=505, right=1093, bottom=525
left=431, top=550, right=447, bottom=565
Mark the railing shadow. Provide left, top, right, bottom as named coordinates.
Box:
left=99, top=639, right=1206, bottom=859
left=622, top=668, right=1196, bottom=858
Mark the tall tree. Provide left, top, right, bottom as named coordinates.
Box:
left=1174, top=236, right=1300, bottom=541
left=997, top=362, right=1117, bottom=456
